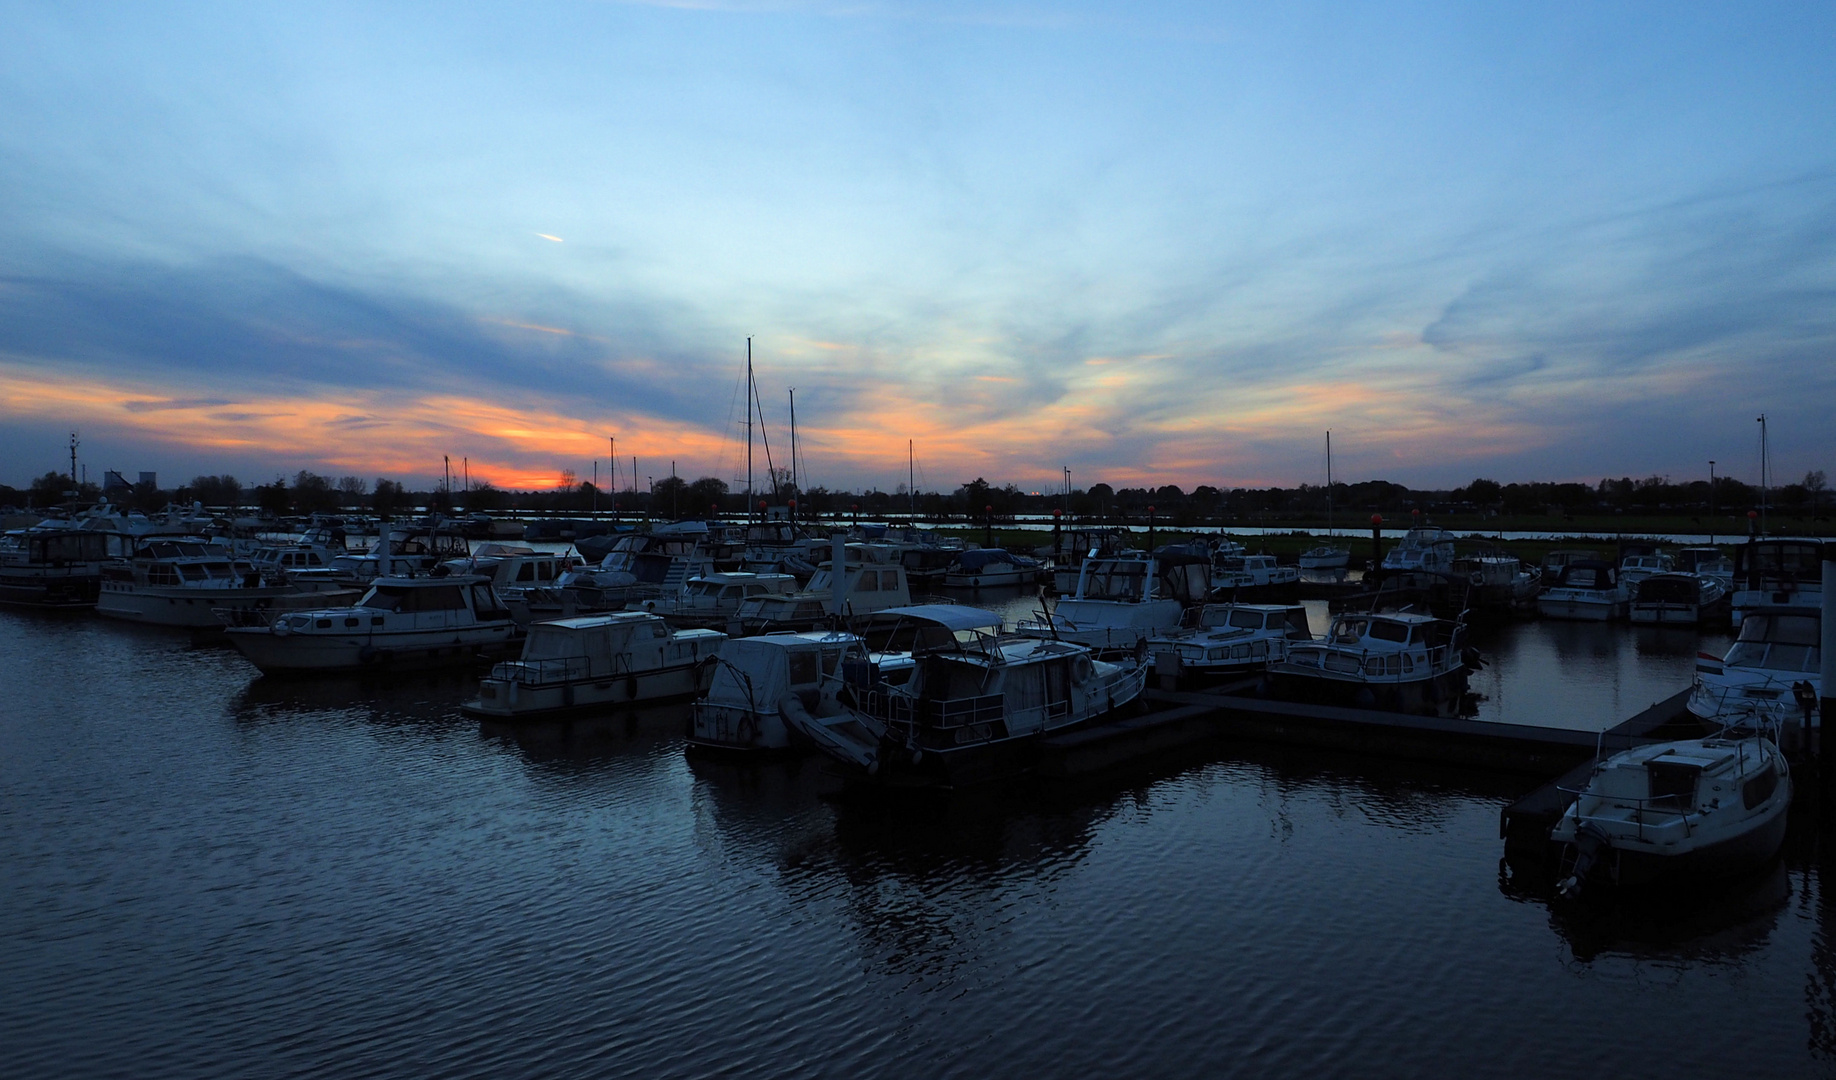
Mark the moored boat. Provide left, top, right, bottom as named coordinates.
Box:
left=1687, top=605, right=1820, bottom=731
left=0, top=528, right=110, bottom=607
left=1014, top=550, right=1210, bottom=657
left=1536, top=560, right=1625, bottom=621
left=1551, top=727, right=1790, bottom=898
left=1267, top=609, right=1471, bottom=716
left=941, top=547, right=1042, bottom=589
left=1629, top=572, right=1729, bottom=626
left=783, top=611, right=1146, bottom=787
left=223, top=574, right=520, bottom=674
left=97, top=537, right=347, bottom=628
left=1147, top=603, right=1313, bottom=683
left=463, top=611, right=723, bottom=719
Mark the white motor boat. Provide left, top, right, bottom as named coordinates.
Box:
left=941, top=548, right=1042, bottom=588
left=635, top=571, right=799, bottom=628
left=1676, top=546, right=1735, bottom=590
left=1381, top=527, right=1458, bottom=575
left=0, top=528, right=110, bottom=607
left=1210, top=553, right=1300, bottom=597
left=1536, top=560, right=1625, bottom=621
left=1014, top=551, right=1210, bottom=656
left=97, top=537, right=345, bottom=628
left=1267, top=609, right=1471, bottom=715
left=1629, top=572, right=1730, bottom=626
left=1551, top=728, right=1791, bottom=898
left=442, top=544, right=583, bottom=623
left=1730, top=539, right=1823, bottom=626
left=1147, top=603, right=1314, bottom=682
left=463, top=611, right=724, bottom=719
left=223, top=574, right=520, bottom=674
left=783, top=612, right=1146, bottom=787
left=1298, top=546, right=1351, bottom=570
left=689, top=630, right=870, bottom=753
left=734, top=550, right=912, bottom=634
left=1617, top=551, right=1675, bottom=589
left=1687, top=605, right=1821, bottom=731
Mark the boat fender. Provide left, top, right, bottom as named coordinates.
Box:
left=911, top=749, right=923, bottom=766
left=273, top=621, right=291, bottom=637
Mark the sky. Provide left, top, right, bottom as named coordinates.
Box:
left=2, top=1, right=1833, bottom=495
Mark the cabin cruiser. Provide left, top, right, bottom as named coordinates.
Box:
left=96, top=537, right=345, bottom=628
left=1617, top=551, right=1675, bottom=589
left=941, top=548, right=1042, bottom=588
left=223, top=574, right=520, bottom=674
left=1536, top=560, right=1625, bottom=621
left=1730, top=539, right=1822, bottom=625
left=440, top=544, right=583, bottom=623
left=1147, top=603, right=1313, bottom=682
left=731, top=549, right=912, bottom=635
left=900, top=535, right=973, bottom=585
left=558, top=527, right=724, bottom=606
left=1629, top=572, right=1730, bottom=626
left=1451, top=553, right=1541, bottom=614
left=739, top=520, right=830, bottom=576
left=463, top=612, right=724, bottom=719
left=783, top=611, right=1147, bottom=787
left=1381, top=527, right=1457, bottom=575
left=1041, top=527, right=1134, bottom=593
left=1541, top=548, right=1604, bottom=578
left=689, top=630, right=869, bottom=753
left=1297, top=544, right=1351, bottom=570
left=0, top=528, right=110, bottom=607
left=1688, top=606, right=1821, bottom=731
left=1209, top=553, right=1300, bottom=598
left=1551, top=726, right=1790, bottom=898
left=1267, top=609, right=1471, bottom=716
left=635, top=571, right=799, bottom=629
left=1676, top=546, right=1735, bottom=590
left=1014, top=551, right=1210, bottom=656
left=287, top=529, right=471, bottom=588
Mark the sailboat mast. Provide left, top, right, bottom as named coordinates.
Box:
left=1758, top=413, right=1769, bottom=534
left=789, top=388, right=798, bottom=501
left=909, top=440, right=915, bottom=515
left=746, top=338, right=754, bottom=522
left=1326, top=431, right=1333, bottom=537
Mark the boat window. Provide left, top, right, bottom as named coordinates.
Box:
left=1739, top=614, right=1820, bottom=647
left=1324, top=652, right=1363, bottom=674
left=1646, top=761, right=1699, bottom=813
left=401, top=585, right=466, bottom=611
left=471, top=584, right=510, bottom=620
left=1333, top=619, right=1367, bottom=644
left=361, top=586, right=406, bottom=611
left=516, top=563, right=536, bottom=582
left=1760, top=644, right=1813, bottom=672
left=1228, top=610, right=1264, bottom=630
left=787, top=651, right=820, bottom=685
left=1369, top=621, right=1409, bottom=643
left=1743, top=765, right=1779, bottom=810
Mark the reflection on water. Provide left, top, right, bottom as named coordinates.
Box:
left=1, top=607, right=1833, bottom=1077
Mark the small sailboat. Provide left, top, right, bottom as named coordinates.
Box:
left=1298, top=432, right=1351, bottom=570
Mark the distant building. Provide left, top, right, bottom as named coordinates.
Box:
left=102, top=470, right=132, bottom=493
left=139, top=471, right=157, bottom=489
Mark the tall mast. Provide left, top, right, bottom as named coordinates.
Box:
left=746, top=338, right=754, bottom=521
left=1758, top=413, right=1769, bottom=534
left=788, top=388, right=798, bottom=500
left=909, top=440, right=916, bottom=515
left=1325, top=431, right=1333, bottom=537
left=609, top=436, right=615, bottom=494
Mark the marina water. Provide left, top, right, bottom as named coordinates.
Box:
left=4, top=599, right=1833, bottom=1077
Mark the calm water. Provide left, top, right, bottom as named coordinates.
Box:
left=3, top=600, right=1831, bottom=1079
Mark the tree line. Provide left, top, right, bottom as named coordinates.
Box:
left=4, top=466, right=1827, bottom=525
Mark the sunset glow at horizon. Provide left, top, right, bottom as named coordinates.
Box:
left=3, top=3, right=1833, bottom=495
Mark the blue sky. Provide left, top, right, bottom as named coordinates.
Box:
left=2, top=1, right=1832, bottom=493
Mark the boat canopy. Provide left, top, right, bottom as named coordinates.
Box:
left=1553, top=560, right=1618, bottom=589
left=952, top=548, right=1015, bottom=571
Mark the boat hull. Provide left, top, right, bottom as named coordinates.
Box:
left=97, top=583, right=347, bottom=628
left=1537, top=596, right=1624, bottom=621
left=226, top=623, right=520, bottom=674
left=463, top=660, right=710, bottom=719
left=1266, top=665, right=1468, bottom=717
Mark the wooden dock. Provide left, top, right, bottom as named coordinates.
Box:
left=1038, top=681, right=1693, bottom=782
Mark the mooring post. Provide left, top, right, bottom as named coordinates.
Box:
left=1822, top=549, right=1834, bottom=803
left=1370, top=514, right=1383, bottom=569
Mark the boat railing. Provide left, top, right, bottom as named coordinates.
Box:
left=493, top=653, right=633, bottom=686
left=858, top=688, right=1005, bottom=730
left=1558, top=784, right=1695, bottom=844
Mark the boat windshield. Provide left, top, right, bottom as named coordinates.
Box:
left=1080, top=562, right=1147, bottom=601
left=1737, top=613, right=1820, bottom=645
